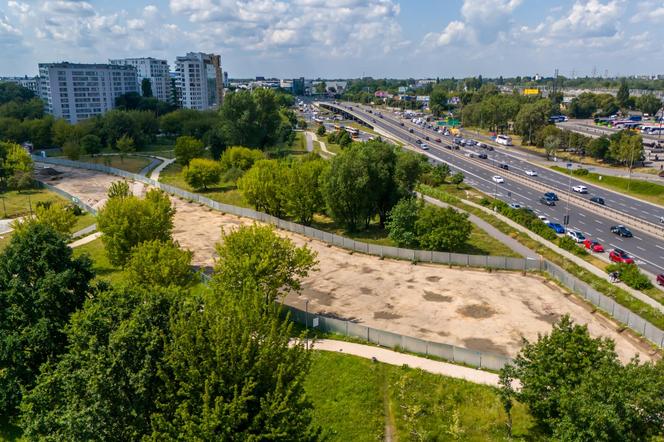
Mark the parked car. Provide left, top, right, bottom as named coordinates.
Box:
left=525, top=170, right=538, bottom=176
left=610, top=225, right=633, bottom=237
left=567, top=230, right=586, bottom=243
left=538, top=215, right=549, bottom=223
left=583, top=239, right=604, bottom=252
left=539, top=197, right=556, bottom=206
left=609, top=248, right=635, bottom=264
left=547, top=222, right=566, bottom=234
left=590, top=196, right=605, bottom=205
left=544, top=192, right=559, bottom=201
left=492, top=175, right=505, bottom=183
left=572, top=185, right=588, bottom=193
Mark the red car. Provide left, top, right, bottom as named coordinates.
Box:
left=435, top=138, right=441, bottom=143
left=657, top=274, right=664, bottom=286
left=583, top=239, right=604, bottom=253
left=609, top=248, right=634, bottom=264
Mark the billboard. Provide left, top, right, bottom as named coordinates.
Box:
left=523, top=88, right=540, bottom=95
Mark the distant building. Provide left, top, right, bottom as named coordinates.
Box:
left=223, top=71, right=229, bottom=87
left=0, top=76, right=40, bottom=94
left=38, top=62, right=138, bottom=123
left=109, top=57, right=170, bottom=102
left=174, top=52, right=224, bottom=110
left=398, top=86, right=408, bottom=94
left=374, top=90, right=390, bottom=98
left=292, top=77, right=305, bottom=95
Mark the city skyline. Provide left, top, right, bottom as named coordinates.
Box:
left=1, top=0, right=664, bottom=78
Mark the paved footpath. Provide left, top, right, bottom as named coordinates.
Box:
left=149, top=156, right=176, bottom=181
left=312, top=339, right=501, bottom=387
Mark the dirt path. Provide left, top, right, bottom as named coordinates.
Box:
left=38, top=164, right=658, bottom=364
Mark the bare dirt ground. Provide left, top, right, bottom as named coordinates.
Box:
left=38, top=164, right=657, bottom=363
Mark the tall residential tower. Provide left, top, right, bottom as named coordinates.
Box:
left=174, top=52, right=224, bottom=110
left=38, top=62, right=138, bottom=123
left=109, top=57, right=170, bottom=102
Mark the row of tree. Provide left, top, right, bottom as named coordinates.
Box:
left=1, top=181, right=321, bottom=439
left=568, top=89, right=662, bottom=119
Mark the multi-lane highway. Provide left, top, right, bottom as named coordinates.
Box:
left=319, top=101, right=664, bottom=277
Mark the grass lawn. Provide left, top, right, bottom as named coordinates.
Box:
left=73, top=237, right=124, bottom=285
left=319, top=135, right=342, bottom=154
left=0, top=188, right=70, bottom=219
left=306, top=351, right=539, bottom=441
left=551, top=166, right=664, bottom=207
left=346, top=121, right=381, bottom=137
left=158, top=162, right=251, bottom=209
left=72, top=212, right=96, bottom=233
left=80, top=155, right=152, bottom=174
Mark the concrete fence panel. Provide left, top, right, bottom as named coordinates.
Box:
left=480, top=353, right=512, bottom=371
left=426, top=341, right=455, bottom=361
left=346, top=322, right=370, bottom=341
left=368, top=328, right=404, bottom=349
left=401, top=336, right=429, bottom=355
left=453, top=346, right=482, bottom=367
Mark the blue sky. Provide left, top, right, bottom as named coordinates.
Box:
left=1, top=0, right=663, bottom=78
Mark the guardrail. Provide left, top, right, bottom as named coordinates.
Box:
left=321, top=102, right=664, bottom=239
left=34, top=156, right=664, bottom=349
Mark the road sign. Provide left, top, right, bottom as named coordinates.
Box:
left=312, top=317, right=319, bottom=328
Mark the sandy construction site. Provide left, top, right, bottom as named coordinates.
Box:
left=38, top=164, right=657, bottom=363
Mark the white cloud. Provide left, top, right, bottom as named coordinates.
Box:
left=423, top=21, right=466, bottom=47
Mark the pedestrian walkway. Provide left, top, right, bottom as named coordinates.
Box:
left=312, top=339, right=502, bottom=387
left=149, top=156, right=176, bottom=181
left=72, top=223, right=96, bottom=239
left=69, top=231, right=101, bottom=248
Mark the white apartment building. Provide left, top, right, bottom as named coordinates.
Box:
left=174, top=52, right=224, bottom=110
left=0, top=76, right=40, bottom=94
left=109, top=57, right=170, bottom=102
left=38, top=62, right=138, bottom=123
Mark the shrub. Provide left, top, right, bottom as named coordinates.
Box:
left=558, top=236, right=588, bottom=256
left=572, top=168, right=590, bottom=176
left=606, top=263, right=653, bottom=290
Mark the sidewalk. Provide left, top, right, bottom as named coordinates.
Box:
left=312, top=339, right=502, bottom=387
left=149, top=156, right=176, bottom=181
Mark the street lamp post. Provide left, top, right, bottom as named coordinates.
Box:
left=304, top=299, right=310, bottom=351
left=565, top=162, right=572, bottom=226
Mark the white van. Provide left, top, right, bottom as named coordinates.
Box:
left=495, top=134, right=513, bottom=146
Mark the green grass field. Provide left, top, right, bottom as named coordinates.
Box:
left=306, top=351, right=540, bottom=441
left=158, top=162, right=250, bottom=208
left=80, top=155, right=153, bottom=174
left=0, top=188, right=69, bottom=219
left=551, top=166, right=664, bottom=207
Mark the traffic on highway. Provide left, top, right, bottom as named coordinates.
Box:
left=320, top=101, right=664, bottom=277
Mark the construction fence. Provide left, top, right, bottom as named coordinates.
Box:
left=35, top=156, right=664, bottom=349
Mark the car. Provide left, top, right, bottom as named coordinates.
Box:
left=477, top=142, right=486, bottom=149
left=415, top=139, right=422, bottom=144
left=492, top=175, right=504, bottom=183
left=420, top=143, right=429, bottom=151
left=400, top=122, right=404, bottom=126
left=508, top=203, right=522, bottom=209
left=372, top=118, right=376, bottom=123
left=547, top=222, right=566, bottom=234
left=538, top=215, right=549, bottom=223
left=485, top=145, right=494, bottom=151
left=435, top=138, right=441, bottom=142
left=590, top=196, right=605, bottom=205
left=539, top=197, right=556, bottom=206
left=583, top=239, right=604, bottom=252
left=657, top=274, right=664, bottom=286
left=425, top=136, right=430, bottom=141
left=408, top=128, right=414, bottom=133
left=567, top=230, right=586, bottom=243
left=525, top=170, right=538, bottom=176
left=572, top=185, right=588, bottom=193
left=609, top=248, right=635, bottom=264
left=610, top=225, right=633, bottom=237
left=499, top=163, right=509, bottom=170
left=478, top=153, right=488, bottom=159
left=544, top=192, right=559, bottom=201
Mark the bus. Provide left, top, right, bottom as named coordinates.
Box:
left=495, top=134, right=513, bottom=146
left=345, top=127, right=360, bottom=137
left=613, top=120, right=641, bottom=130
left=549, top=115, right=568, bottom=123
left=641, top=125, right=664, bottom=135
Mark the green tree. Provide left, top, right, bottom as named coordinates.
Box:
left=97, top=189, right=175, bottom=266
left=33, top=201, right=77, bottom=236
left=20, top=284, right=179, bottom=441
left=429, top=85, right=448, bottom=117
left=80, top=134, right=102, bottom=156
left=238, top=159, right=289, bottom=217
left=316, top=124, right=326, bottom=137
left=414, top=206, right=471, bottom=251
left=297, top=118, right=308, bottom=130
left=321, top=147, right=373, bottom=231
left=386, top=197, right=421, bottom=247
left=337, top=129, right=352, bottom=148
left=363, top=141, right=399, bottom=228
left=395, top=150, right=425, bottom=193
left=568, top=93, right=598, bottom=119
left=587, top=136, right=610, bottom=160
left=543, top=135, right=561, bottom=160
left=219, top=146, right=265, bottom=173
left=608, top=131, right=643, bottom=169
left=636, top=93, right=662, bottom=116
left=617, top=78, right=630, bottom=109
left=115, top=134, right=135, bottom=161
left=174, top=135, right=205, bottom=166
left=0, top=223, right=93, bottom=416
left=450, top=171, right=464, bottom=188
left=141, top=78, right=153, bottom=97
left=2, top=141, right=34, bottom=191
left=107, top=180, right=130, bottom=199
left=62, top=140, right=82, bottom=160
left=213, top=224, right=317, bottom=304
left=125, top=239, right=195, bottom=288
left=515, top=100, right=551, bottom=144
left=285, top=158, right=327, bottom=225
left=183, top=158, right=222, bottom=190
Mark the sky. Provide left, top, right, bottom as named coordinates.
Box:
left=1, top=0, right=664, bottom=79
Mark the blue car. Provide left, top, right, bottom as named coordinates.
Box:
left=547, top=222, right=566, bottom=234
left=544, top=192, right=559, bottom=201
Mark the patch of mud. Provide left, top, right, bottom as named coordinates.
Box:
left=437, top=331, right=450, bottom=337
left=359, top=287, right=374, bottom=295
left=423, top=291, right=453, bottom=303
left=301, top=287, right=335, bottom=306
left=425, top=276, right=441, bottom=282
left=361, top=265, right=375, bottom=274
left=374, top=311, right=402, bottom=320
left=463, top=338, right=508, bottom=355
left=457, top=303, right=496, bottom=319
